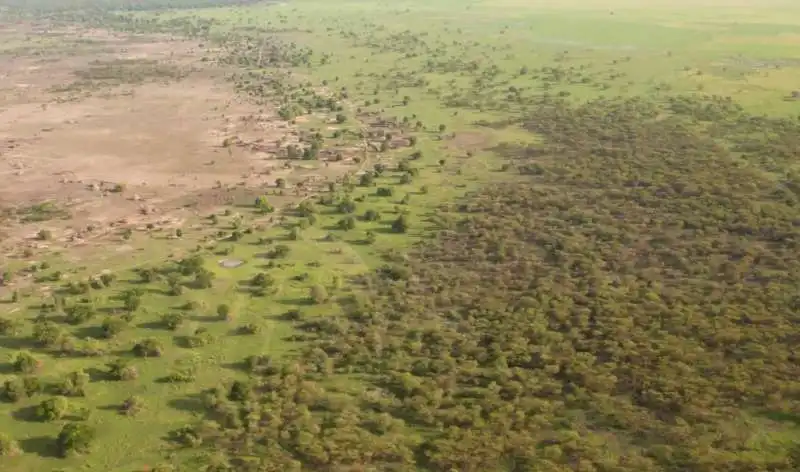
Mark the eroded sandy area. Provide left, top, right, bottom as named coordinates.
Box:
left=0, top=25, right=352, bottom=256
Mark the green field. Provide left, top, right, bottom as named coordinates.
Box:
left=2, top=0, right=800, bottom=471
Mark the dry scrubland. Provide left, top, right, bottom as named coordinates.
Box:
left=0, top=0, right=799, bottom=471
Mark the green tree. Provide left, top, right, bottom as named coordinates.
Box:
left=161, top=312, right=185, bottom=331
left=363, top=209, right=381, bottom=221
left=12, top=351, right=39, bottom=374
left=338, top=216, right=357, bottom=231
left=32, top=321, right=63, bottom=347
left=120, top=395, right=145, bottom=416
left=107, top=358, right=138, bottom=381
left=57, top=370, right=89, bottom=397
left=101, top=317, right=127, bottom=339
left=56, top=422, right=95, bottom=457
left=392, top=215, right=410, bottom=233
left=255, top=195, right=275, bottom=213
left=217, top=304, right=232, bottom=320
left=37, top=396, right=69, bottom=421
left=195, top=269, right=215, bottom=289
left=133, top=338, right=164, bottom=358
left=2, top=378, right=27, bottom=402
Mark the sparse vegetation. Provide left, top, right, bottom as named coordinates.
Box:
left=0, top=0, right=799, bottom=471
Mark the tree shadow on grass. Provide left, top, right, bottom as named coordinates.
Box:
left=136, top=321, right=165, bottom=331
left=276, top=297, right=313, bottom=307
left=760, top=410, right=800, bottom=425
left=72, top=325, right=105, bottom=340
left=0, top=336, right=36, bottom=351
left=20, top=435, right=60, bottom=458
left=85, top=366, right=111, bottom=382
left=12, top=405, right=41, bottom=423
left=97, top=403, right=121, bottom=413
left=167, top=393, right=206, bottom=415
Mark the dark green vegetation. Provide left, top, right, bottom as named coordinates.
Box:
left=2, top=0, right=800, bottom=471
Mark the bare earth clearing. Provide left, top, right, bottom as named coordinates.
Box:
left=0, top=25, right=348, bottom=259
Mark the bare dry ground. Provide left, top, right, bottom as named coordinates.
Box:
left=0, top=24, right=352, bottom=258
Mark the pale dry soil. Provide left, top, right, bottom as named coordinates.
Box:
left=0, top=25, right=356, bottom=262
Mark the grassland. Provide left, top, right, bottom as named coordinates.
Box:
left=1, top=0, right=800, bottom=471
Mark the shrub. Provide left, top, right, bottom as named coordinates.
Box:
left=392, top=215, right=410, bottom=233
left=33, top=321, right=63, bottom=347
left=133, top=338, right=164, bottom=358
left=2, top=378, right=27, bottom=402
left=216, top=304, right=231, bottom=320
left=227, top=380, right=253, bottom=402
left=106, top=358, right=137, bottom=381
left=101, top=317, right=127, bottom=338
left=37, top=396, right=69, bottom=421
left=0, top=433, right=21, bottom=457
left=251, top=272, right=274, bottom=288
left=161, top=312, right=185, bottom=331
left=254, top=195, right=274, bottom=213
left=120, top=395, right=145, bottom=416
left=57, top=370, right=89, bottom=397
left=185, top=328, right=215, bottom=348
left=270, top=244, right=291, bottom=259
left=363, top=209, right=381, bottom=222
left=100, top=272, right=116, bottom=287
left=64, top=303, right=95, bottom=325
left=338, top=216, right=357, bottom=231
left=56, top=422, right=95, bottom=457
left=194, top=269, right=215, bottom=289
left=359, top=172, right=375, bottom=186
left=23, top=376, right=42, bottom=397
left=283, top=309, right=303, bottom=321
left=245, top=354, right=277, bottom=375
left=0, top=316, right=21, bottom=335
left=238, top=323, right=261, bottom=335
left=337, top=198, right=357, bottom=214
left=310, top=285, right=329, bottom=305
left=12, top=351, right=39, bottom=374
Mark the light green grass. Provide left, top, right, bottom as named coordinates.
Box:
left=3, top=0, right=800, bottom=470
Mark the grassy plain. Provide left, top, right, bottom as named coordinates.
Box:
left=1, top=0, right=800, bottom=471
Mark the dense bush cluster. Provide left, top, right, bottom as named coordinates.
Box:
left=178, top=95, right=800, bottom=471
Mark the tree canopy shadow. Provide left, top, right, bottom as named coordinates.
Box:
left=167, top=392, right=206, bottom=415
left=20, top=435, right=59, bottom=458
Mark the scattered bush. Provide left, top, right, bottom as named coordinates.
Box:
left=56, top=370, right=89, bottom=397
left=161, top=312, right=186, bottom=331
left=120, top=395, right=145, bottom=416
left=310, top=285, right=329, bottom=304
left=338, top=216, right=357, bottom=231
left=101, top=317, right=127, bottom=338
left=0, top=433, right=21, bottom=457
left=56, top=422, right=95, bottom=457
left=12, top=351, right=40, bottom=374
left=107, top=359, right=138, bottom=381
left=37, top=396, right=69, bottom=421
left=133, top=338, right=164, bottom=358
left=391, top=214, right=410, bottom=233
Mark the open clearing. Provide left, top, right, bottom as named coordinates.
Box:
left=0, top=24, right=356, bottom=258
left=0, top=1, right=799, bottom=471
